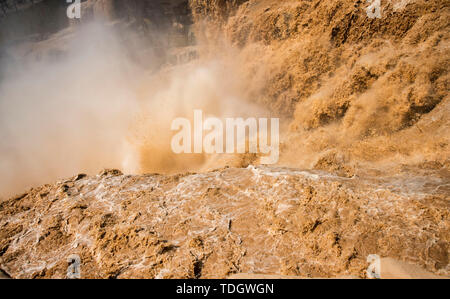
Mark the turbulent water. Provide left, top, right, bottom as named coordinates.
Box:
left=0, top=0, right=448, bottom=278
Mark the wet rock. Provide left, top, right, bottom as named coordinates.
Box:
left=0, top=166, right=448, bottom=278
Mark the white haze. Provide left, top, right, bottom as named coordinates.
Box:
left=0, top=22, right=268, bottom=198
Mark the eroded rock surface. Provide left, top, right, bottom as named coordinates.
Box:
left=0, top=166, right=448, bottom=278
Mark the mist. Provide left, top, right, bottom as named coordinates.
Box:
left=0, top=20, right=268, bottom=198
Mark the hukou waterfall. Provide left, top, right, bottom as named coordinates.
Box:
left=0, top=0, right=448, bottom=280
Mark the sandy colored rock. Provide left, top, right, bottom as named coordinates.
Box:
left=0, top=167, right=448, bottom=279
left=379, top=258, right=448, bottom=279
left=229, top=257, right=450, bottom=279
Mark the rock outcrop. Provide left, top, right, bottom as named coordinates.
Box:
left=0, top=166, right=448, bottom=278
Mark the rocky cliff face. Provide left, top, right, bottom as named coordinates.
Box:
left=0, top=0, right=68, bottom=45
left=0, top=0, right=194, bottom=49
